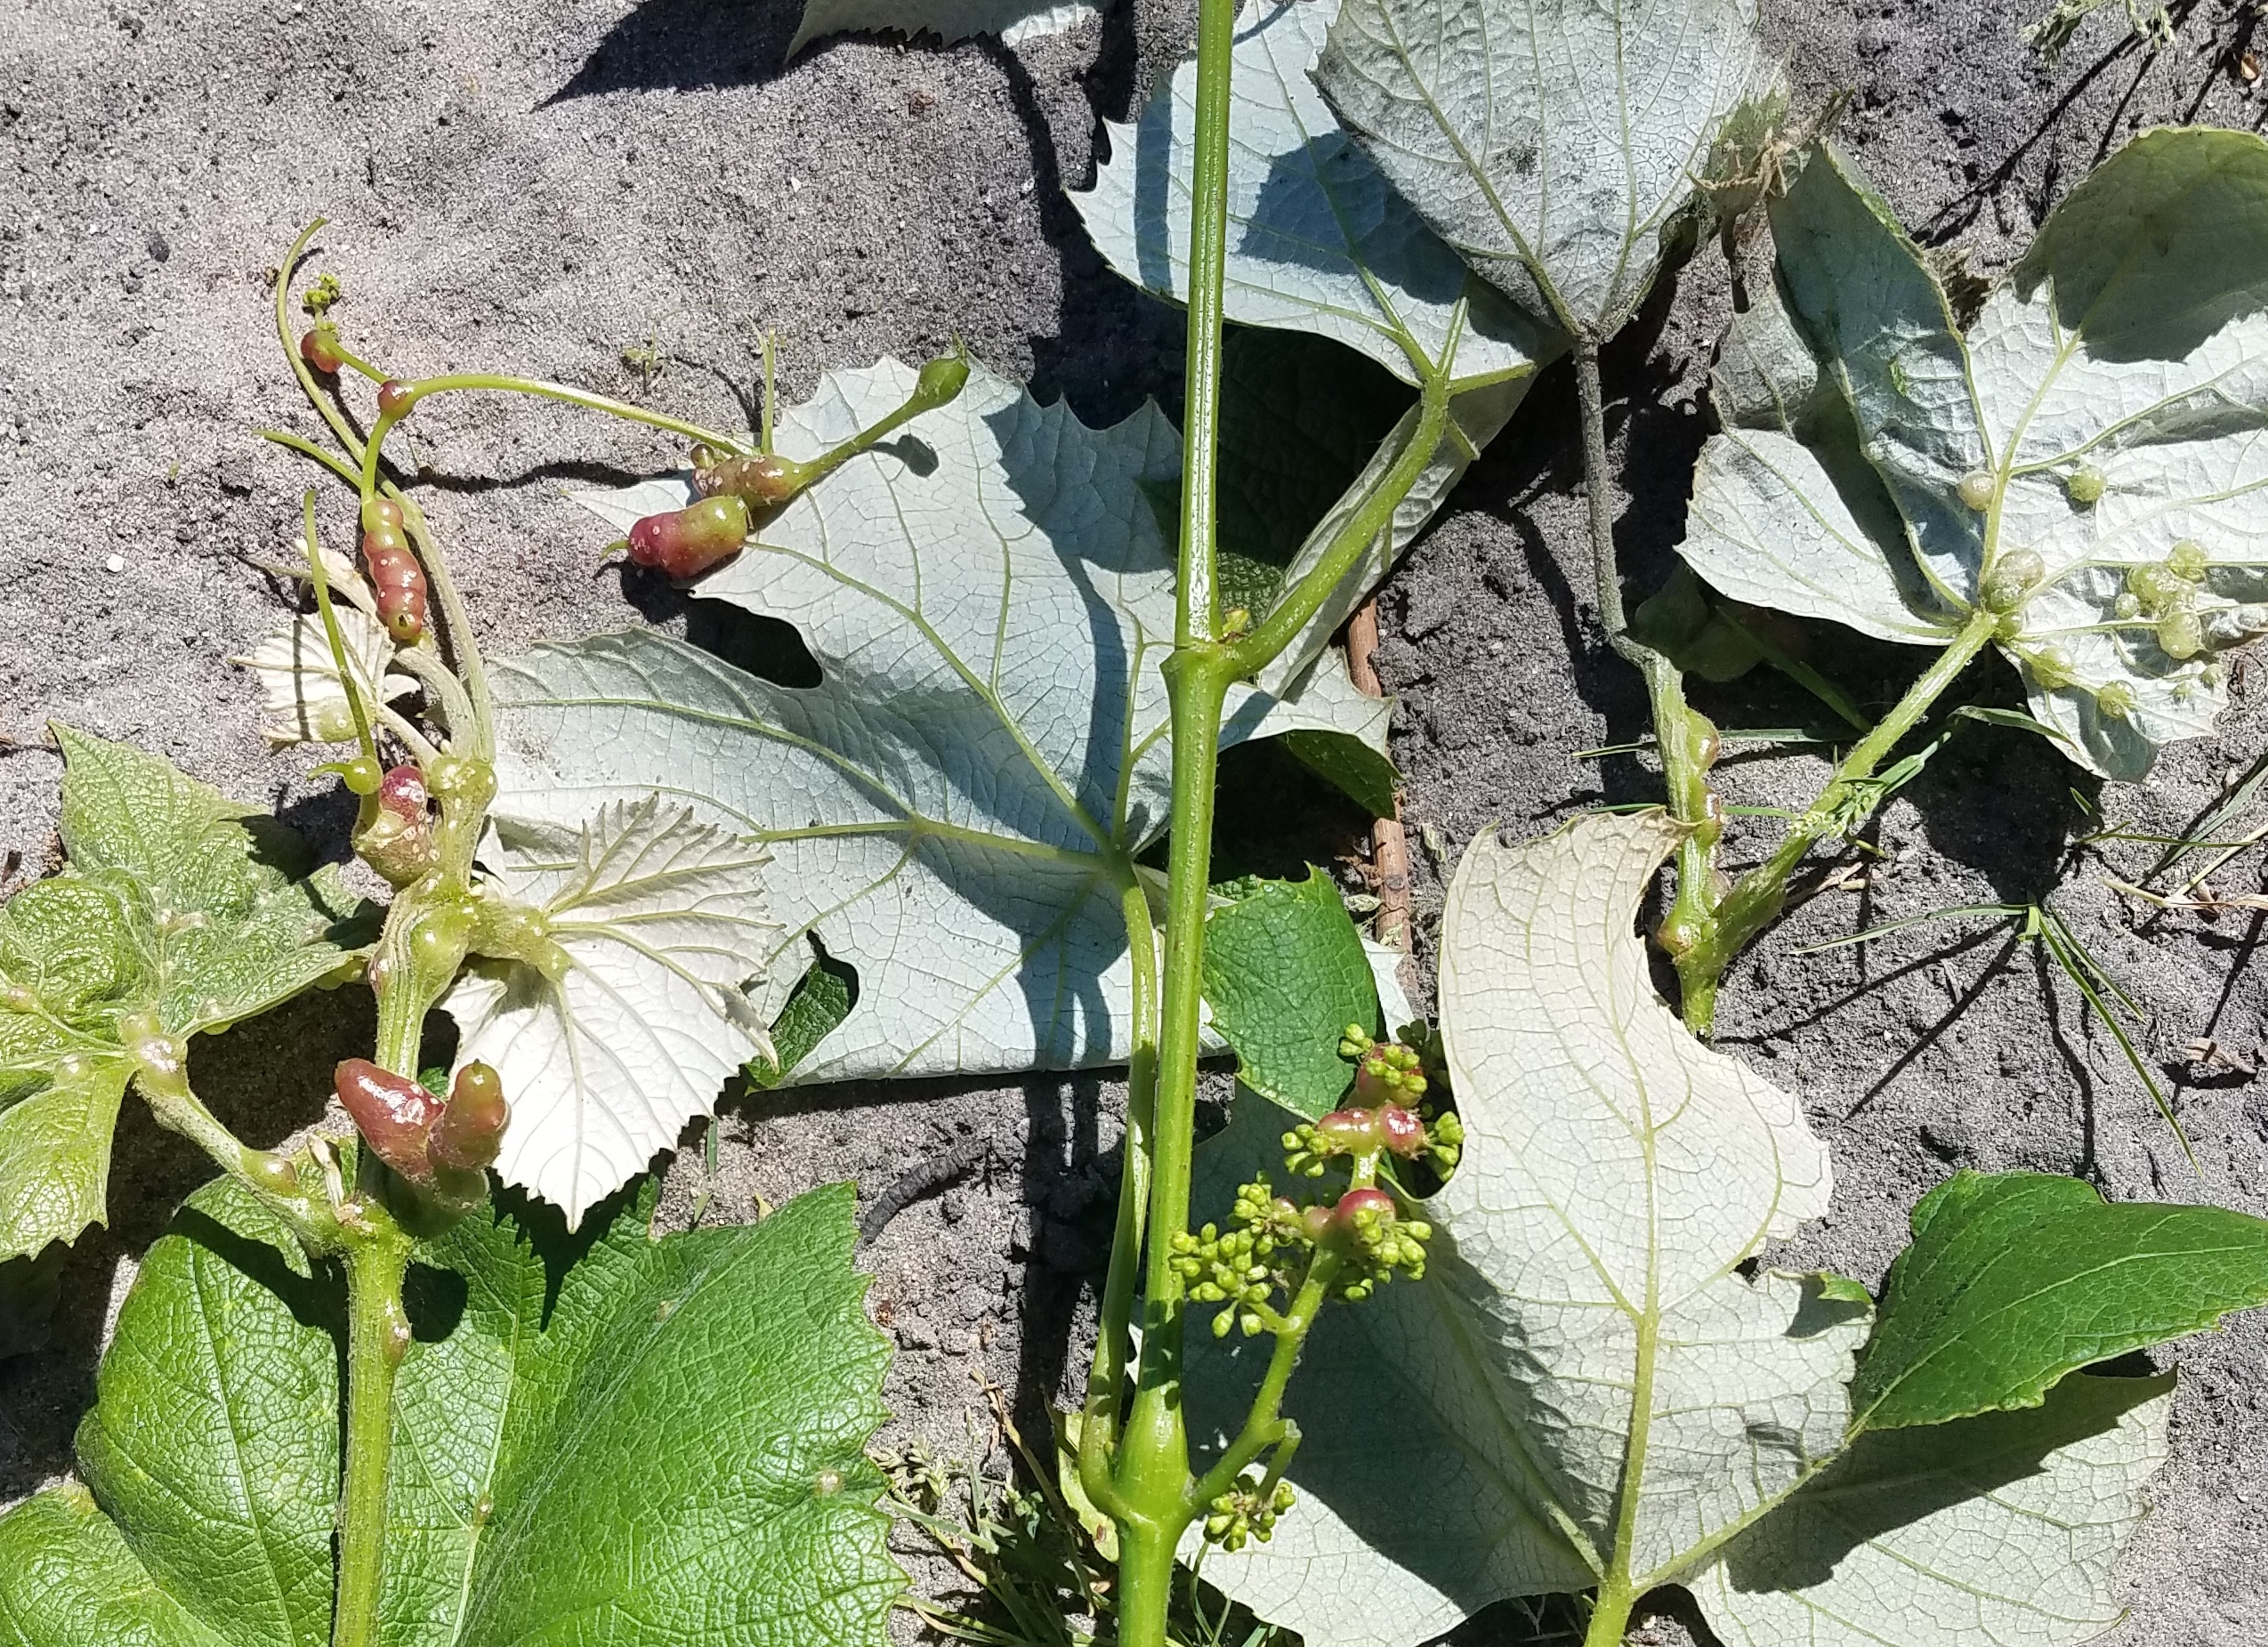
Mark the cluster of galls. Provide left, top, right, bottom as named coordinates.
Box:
left=334, top=1057, right=510, bottom=1211
left=1282, top=1029, right=1462, bottom=1179
left=1172, top=1174, right=1433, bottom=1342
left=1204, top=1474, right=1297, bottom=1553
left=624, top=352, right=972, bottom=580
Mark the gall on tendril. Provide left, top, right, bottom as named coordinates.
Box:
left=361, top=520, right=428, bottom=644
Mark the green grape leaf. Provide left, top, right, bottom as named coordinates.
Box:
left=788, top=0, right=1094, bottom=57
left=443, top=799, right=778, bottom=1225
left=1312, top=0, right=1769, bottom=337
left=1680, top=131, right=2268, bottom=779
left=0, top=731, right=367, bottom=1261
left=1073, top=0, right=1551, bottom=690
left=1200, top=868, right=1380, bottom=1119
left=747, top=946, right=859, bottom=1092
left=1184, top=812, right=1865, bottom=1643
left=1695, top=1373, right=2172, bottom=1647
left=0, top=1175, right=896, bottom=1647
left=537, top=359, right=1391, bottom=1101
left=1849, top=1170, right=2268, bottom=1433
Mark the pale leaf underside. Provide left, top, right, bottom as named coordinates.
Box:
left=1312, top=0, right=1768, bottom=336
left=1682, top=133, right=2268, bottom=779
left=533, top=359, right=1390, bottom=1093
left=446, top=798, right=778, bottom=1227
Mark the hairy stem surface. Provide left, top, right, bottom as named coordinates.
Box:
left=333, top=1232, right=413, bottom=1647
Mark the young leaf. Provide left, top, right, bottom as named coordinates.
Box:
left=0, top=731, right=367, bottom=1261
left=1694, top=1371, right=2172, bottom=1647
left=787, top=0, right=1094, bottom=58
left=444, top=799, right=778, bottom=1227
left=0, top=1174, right=898, bottom=1647
left=1200, top=868, right=1380, bottom=1118
left=1182, top=812, right=1864, bottom=1643
left=1848, top=1170, right=2268, bottom=1433
left=1681, top=132, right=2268, bottom=778
left=233, top=605, right=416, bottom=747
left=531, top=359, right=1391, bottom=1091
left=1073, top=0, right=1550, bottom=687
left=1312, top=0, right=1770, bottom=337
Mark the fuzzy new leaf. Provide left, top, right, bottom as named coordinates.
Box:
left=234, top=605, right=416, bottom=747
left=444, top=800, right=777, bottom=1227
left=529, top=359, right=1391, bottom=1091
left=1681, top=132, right=2268, bottom=778
left=0, top=731, right=365, bottom=1261
left=1312, top=0, right=1769, bottom=336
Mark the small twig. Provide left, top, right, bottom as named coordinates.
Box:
left=1344, top=597, right=1411, bottom=956
left=859, top=1136, right=989, bottom=1247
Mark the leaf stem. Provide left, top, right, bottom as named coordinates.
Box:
left=386, top=373, right=755, bottom=456
left=1570, top=337, right=1723, bottom=1005
left=332, top=1231, right=413, bottom=1647
left=1678, top=605, right=2004, bottom=1026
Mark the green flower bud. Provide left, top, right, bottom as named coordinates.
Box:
left=2167, top=538, right=2208, bottom=581
left=2065, top=464, right=2106, bottom=506
left=912, top=351, right=971, bottom=413
left=2026, top=646, right=2076, bottom=690
left=1956, top=469, right=1997, bottom=511
left=2094, top=681, right=2137, bottom=720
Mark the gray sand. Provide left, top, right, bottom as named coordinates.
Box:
left=3, top=0, right=2265, bottom=1641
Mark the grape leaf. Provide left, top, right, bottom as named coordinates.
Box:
left=529, top=359, right=1392, bottom=1094
left=1075, top=0, right=1546, bottom=386
left=1183, top=812, right=1864, bottom=1643
left=1312, top=0, right=1769, bottom=337
left=1073, top=0, right=1551, bottom=690
left=1679, top=132, right=2268, bottom=779
left=1200, top=868, right=1379, bottom=1119
left=1848, top=1170, right=2268, bottom=1433
left=0, top=1174, right=897, bottom=1647
left=1183, top=816, right=2196, bottom=1647
left=0, top=731, right=367, bottom=1261
left=1695, top=1373, right=2171, bottom=1647
left=233, top=604, right=416, bottom=747
left=443, top=799, right=779, bottom=1227
left=787, top=0, right=1094, bottom=57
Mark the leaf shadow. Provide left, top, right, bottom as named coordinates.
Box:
left=543, top=0, right=800, bottom=103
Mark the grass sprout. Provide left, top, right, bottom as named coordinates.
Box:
left=1799, top=899, right=2195, bottom=1171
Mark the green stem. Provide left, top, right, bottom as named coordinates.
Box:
left=332, top=1231, right=413, bottom=1647
left=1225, top=366, right=1452, bottom=678
left=1582, top=1580, right=1637, bottom=1647
left=1187, top=1249, right=1337, bottom=1512
left=1570, top=336, right=1724, bottom=1005
left=301, top=492, right=380, bottom=769
left=1114, top=1517, right=1184, bottom=1647
left=1172, top=0, right=1238, bottom=650
left=386, top=373, right=753, bottom=456
left=1081, top=879, right=1158, bottom=1522
left=1678, top=605, right=2003, bottom=1027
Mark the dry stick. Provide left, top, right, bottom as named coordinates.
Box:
left=1344, top=596, right=1412, bottom=956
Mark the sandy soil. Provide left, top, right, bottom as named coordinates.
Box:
left=3, top=0, right=2266, bottom=1642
